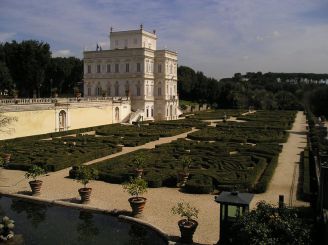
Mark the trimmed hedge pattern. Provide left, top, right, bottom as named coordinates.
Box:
left=1, top=124, right=192, bottom=171
left=86, top=139, right=283, bottom=193
left=85, top=110, right=295, bottom=194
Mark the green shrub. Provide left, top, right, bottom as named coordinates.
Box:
left=184, top=174, right=213, bottom=194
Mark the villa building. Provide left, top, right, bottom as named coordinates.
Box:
left=0, top=26, right=180, bottom=140
left=83, top=25, right=180, bottom=121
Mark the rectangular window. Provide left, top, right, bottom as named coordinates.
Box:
left=87, top=65, right=91, bottom=74
left=107, top=64, right=111, bottom=73
left=126, top=63, right=129, bottom=72
left=137, top=86, right=140, bottom=96
left=137, top=63, right=141, bottom=72
left=88, top=87, right=91, bottom=96
left=124, top=39, right=128, bottom=48
left=115, top=40, right=119, bottom=46
left=97, top=64, right=101, bottom=73
left=158, top=87, right=161, bottom=96
left=133, top=38, right=137, bottom=44
left=158, top=64, right=162, bottom=73
left=115, top=64, right=119, bottom=73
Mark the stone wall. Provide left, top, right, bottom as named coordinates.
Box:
left=0, top=97, right=131, bottom=140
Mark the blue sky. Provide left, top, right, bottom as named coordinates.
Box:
left=1, top=0, right=328, bottom=79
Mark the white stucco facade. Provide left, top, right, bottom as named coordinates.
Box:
left=0, top=97, right=131, bottom=140
left=83, top=26, right=179, bottom=121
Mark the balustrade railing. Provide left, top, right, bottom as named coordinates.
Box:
left=0, top=96, right=129, bottom=105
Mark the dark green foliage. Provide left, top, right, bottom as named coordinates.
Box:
left=0, top=41, right=83, bottom=97
left=1, top=123, right=192, bottom=172
left=301, top=148, right=311, bottom=201
left=187, top=109, right=246, bottom=120
left=178, top=66, right=327, bottom=109
left=184, top=174, right=213, bottom=194
left=4, top=135, right=121, bottom=171
left=230, top=201, right=312, bottom=245
left=308, top=86, right=328, bottom=117
left=2, top=40, right=51, bottom=97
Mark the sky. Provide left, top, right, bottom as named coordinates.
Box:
left=1, top=0, right=328, bottom=79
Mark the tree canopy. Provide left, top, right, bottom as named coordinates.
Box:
left=0, top=40, right=82, bottom=97
left=178, top=66, right=328, bottom=112
left=230, top=201, right=312, bottom=245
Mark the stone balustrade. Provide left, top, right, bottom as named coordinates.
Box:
left=0, top=96, right=129, bottom=105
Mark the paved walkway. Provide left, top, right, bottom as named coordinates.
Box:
left=251, top=111, right=309, bottom=208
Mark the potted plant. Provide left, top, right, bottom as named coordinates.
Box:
left=177, top=156, right=191, bottom=187
left=74, top=86, right=82, bottom=98
left=122, top=177, right=148, bottom=217
left=132, top=153, right=146, bottom=178
left=171, top=202, right=199, bottom=244
left=51, top=87, right=58, bottom=98
left=0, top=216, right=15, bottom=241
left=74, top=165, right=98, bottom=204
left=25, top=165, right=46, bottom=196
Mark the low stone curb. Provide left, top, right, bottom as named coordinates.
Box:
left=0, top=191, right=174, bottom=244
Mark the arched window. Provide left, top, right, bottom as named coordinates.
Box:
left=170, top=105, right=173, bottom=117
left=59, top=110, right=66, bottom=131
left=115, top=107, right=120, bottom=121
left=151, top=106, right=154, bottom=117
left=146, top=107, right=149, bottom=117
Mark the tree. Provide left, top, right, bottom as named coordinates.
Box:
left=3, top=40, right=51, bottom=97
left=230, top=201, right=312, bottom=245
left=308, top=87, right=328, bottom=117
left=275, top=91, right=300, bottom=110
left=0, top=62, right=13, bottom=96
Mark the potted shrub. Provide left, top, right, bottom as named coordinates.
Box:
left=51, top=87, right=58, bottom=98
left=122, top=177, right=148, bottom=217
left=132, top=153, right=146, bottom=178
left=177, top=156, right=191, bottom=187
left=25, top=165, right=46, bottom=196
left=0, top=216, right=15, bottom=241
left=171, top=202, right=199, bottom=244
left=74, top=86, right=82, bottom=98
left=74, top=166, right=98, bottom=204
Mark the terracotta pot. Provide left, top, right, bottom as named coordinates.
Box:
left=134, top=168, right=144, bottom=178
left=79, top=188, right=92, bottom=204
left=128, top=197, right=147, bottom=217
left=178, top=219, right=198, bottom=244
left=2, top=153, right=11, bottom=164
left=29, top=180, right=43, bottom=196
left=177, top=172, right=189, bottom=187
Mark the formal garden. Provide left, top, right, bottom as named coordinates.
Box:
left=70, top=110, right=296, bottom=194
left=0, top=123, right=193, bottom=171
left=1, top=109, right=297, bottom=194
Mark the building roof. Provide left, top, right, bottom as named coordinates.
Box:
left=215, top=191, right=254, bottom=206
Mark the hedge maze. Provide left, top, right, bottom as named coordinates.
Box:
left=87, top=110, right=296, bottom=194
left=2, top=109, right=297, bottom=194
left=185, top=109, right=247, bottom=120
left=1, top=124, right=192, bottom=171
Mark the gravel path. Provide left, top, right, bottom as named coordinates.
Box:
left=251, top=111, right=309, bottom=208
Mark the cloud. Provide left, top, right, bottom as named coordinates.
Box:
left=0, top=32, right=16, bottom=42
left=1, top=0, right=328, bottom=78
left=52, top=49, right=73, bottom=58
